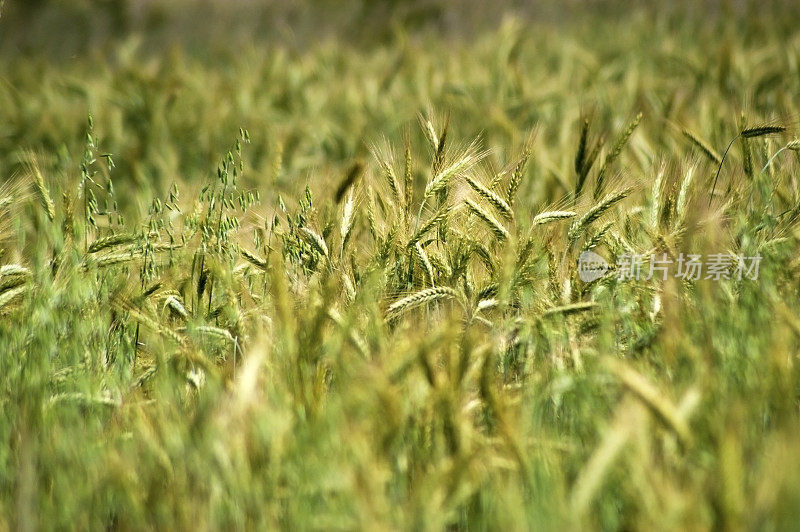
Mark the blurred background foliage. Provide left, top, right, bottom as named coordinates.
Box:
left=2, top=0, right=799, bottom=211
left=2, top=1, right=800, bottom=529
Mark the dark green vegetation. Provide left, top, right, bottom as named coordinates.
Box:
left=2, top=1, right=800, bottom=529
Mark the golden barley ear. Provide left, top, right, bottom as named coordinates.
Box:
left=22, top=150, right=56, bottom=222
left=594, top=112, right=642, bottom=199
left=464, top=198, right=510, bottom=242
left=681, top=128, right=721, bottom=164
left=385, top=286, right=459, bottom=321
left=568, top=188, right=631, bottom=245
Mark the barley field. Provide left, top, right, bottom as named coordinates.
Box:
left=2, top=1, right=800, bottom=529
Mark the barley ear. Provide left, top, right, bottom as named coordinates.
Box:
left=24, top=151, right=56, bottom=221
left=594, top=112, right=642, bottom=199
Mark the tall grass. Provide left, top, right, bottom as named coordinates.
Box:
left=2, top=1, right=800, bottom=530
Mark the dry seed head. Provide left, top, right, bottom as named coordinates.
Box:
left=477, top=298, right=499, bottom=311
left=376, top=151, right=403, bottom=209
left=507, top=146, right=531, bottom=207
left=464, top=198, right=510, bottom=242
left=240, top=248, right=268, bottom=270
left=568, top=188, right=631, bottom=244
left=24, top=151, right=56, bottom=221
left=404, top=132, right=413, bottom=210
left=533, top=210, right=576, bottom=225
left=386, top=286, right=459, bottom=318
left=424, top=142, right=486, bottom=199
left=165, top=295, right=189, bottom=319
left=87, top=233, right=136, bottom=253
left=650, top=163, right=665, bottom=229
left=787, top=139, right=800, bottom=151
left=420, top=115, right=439, bottom=150
left=195, top=325, right=237, bottom=343
left=408, top=207, right=450, bottom=248
left=465, top=174, right=514, bottom=220
left=543, top=301, right=597, bottom=317
left=595, top=113, right=642, bottom=197
left=676, top=164, right=695, bottom=220
left=0, top=284, right=26, bottom=310
left=581, top=221, right=613, bottom=252
left=0, top=264, right=30, bottom=278
left=122, top=302, right=186, bottom=345
left=299, top=227, right=329, bottom=258
left=340, top=188, right=355, bottom=242
left=681, top=128, right=721, bottom=164
left=90, top=251, right=137, bottom=269
left=740, top=125, right=786, bottom=138
left=415, top=242, right=435, bottom=284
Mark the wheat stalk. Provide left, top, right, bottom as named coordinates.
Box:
left=415, top=242, right=435, bottom=284
left=87, top=233, right=136, bottom=253
left=0, top=284, right=26, bottom=311
left=533, top=210, right=576, bottom=226
left=299, top=227, right=329, bottom=259
left=465, top=174, right=513, bottom=220
left=568, top=188, right=631, bottom=244
left=424, top=142, right=485, bottom=199
left=240, top=248, right=268, bottom=270
left=386, top=286, right=459, bottom=319
left=681, top=128, right=721, bottom=164
left=24, top=151, right=56, bottom=221
left=543, top=301, right=597, bottom=317
left=506, top=146, right=531, bottom=207
left=408, top=207, right=451, bottom=248
left=464, top=198, right=510, bottom=242
left=594, top=113, right=641, bottom=198
left=164, top=295, right=189, bottom=319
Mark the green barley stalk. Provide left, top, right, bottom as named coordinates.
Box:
left=594, top=112, right=642, bottom=198
left=506, top=145, right=531, bottom=207
left=568, top=188, right=631, bottom=244
left=24, top=152, right=56, bottom=221
left=87, top=233, right=136, bottom=253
